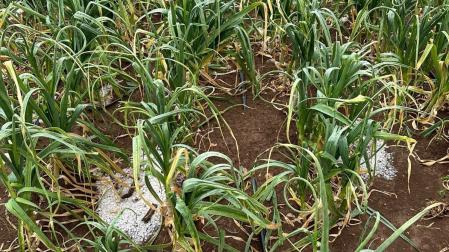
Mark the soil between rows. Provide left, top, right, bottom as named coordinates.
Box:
left=197, top=93, right=449, bottom=251
left=1, top=74, right=448, bottom=251
left=332, top=136, right=449, bottom=251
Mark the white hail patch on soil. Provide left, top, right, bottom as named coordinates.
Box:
left=361, top=140, right=397, bottom=181
left=96, top=168, right=165, bottom=244
left=99, top=84, right=115, bottom=106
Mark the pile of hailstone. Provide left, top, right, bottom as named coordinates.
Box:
left=360, top=140, right=397, bottom=181
left=96, top=167, right=166, bottom=244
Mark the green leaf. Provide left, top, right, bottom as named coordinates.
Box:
left=310, top=103, right=351, bottom=125
left=6, top=199, right=60, bottom=251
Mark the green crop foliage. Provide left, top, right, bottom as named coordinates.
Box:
left=0, top=0, right=446, bottom=251
left=132, top=106, right=272, bottom=251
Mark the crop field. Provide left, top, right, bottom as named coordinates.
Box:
left=1, top=0, right=449, bottom=251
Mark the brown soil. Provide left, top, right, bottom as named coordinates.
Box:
left=0, top=187, right=17, bottom=249
left=197, top=94, right=288, bottom=168
left=3, top=56, right=448, bottom=251
left=98, top=64, right=449, bottom=251
left=194, top=93, right=288, bottom=251
left=331, top=136, right=449, bottom=252
left=197, top=55, right=289, bottom=169
left=193, top=55, right=449, bottom=251
left=197, top=92, right=449, bottom=251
